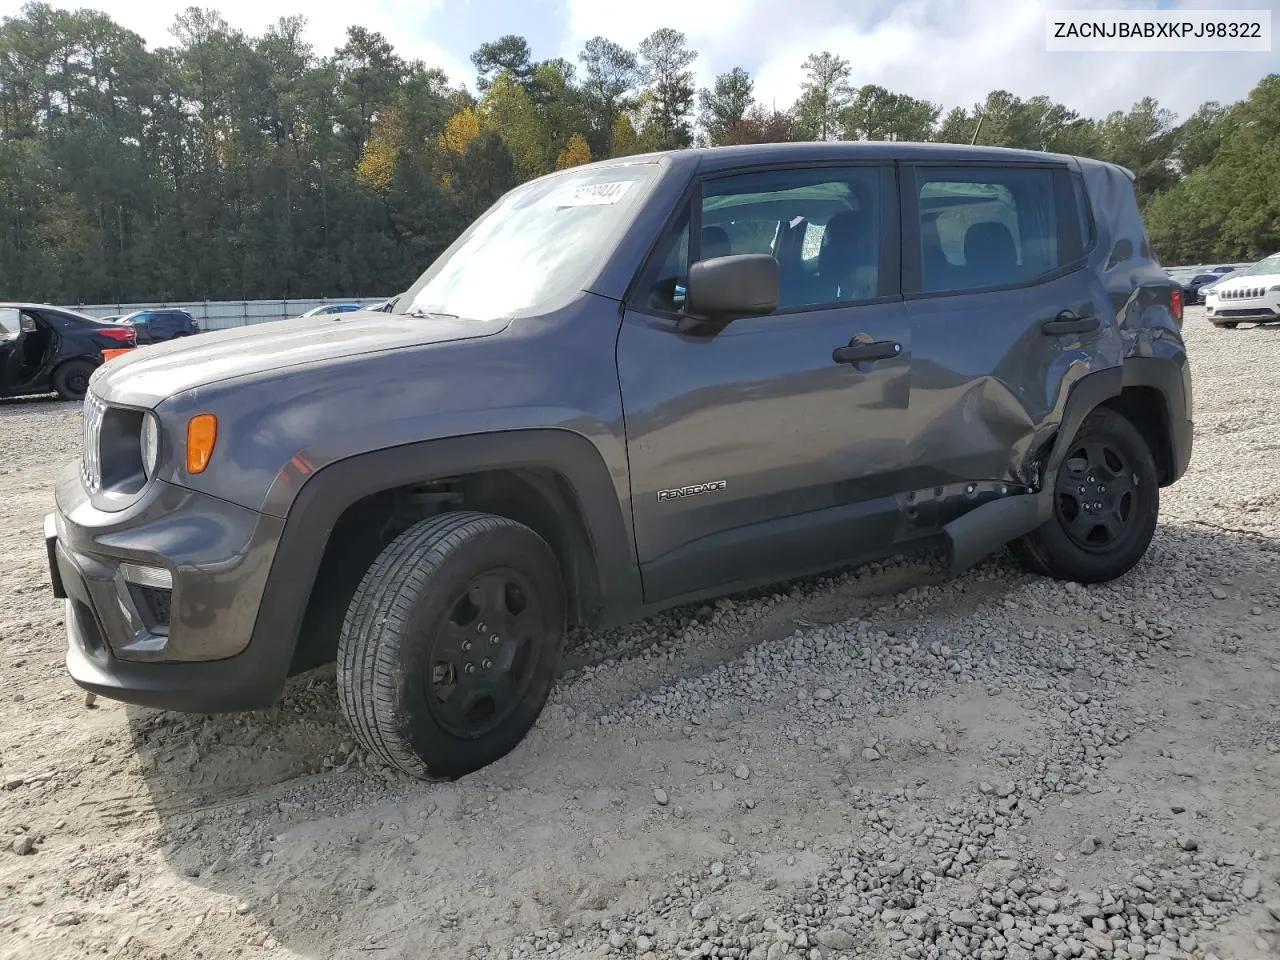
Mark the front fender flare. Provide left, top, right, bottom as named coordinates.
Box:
left=245, top=428, right=643, bottom=680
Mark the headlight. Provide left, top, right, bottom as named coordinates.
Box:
left=140, top=413, right=160, bottom=478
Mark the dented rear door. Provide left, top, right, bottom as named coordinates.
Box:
left=897, top=159, right=1113, bottom=499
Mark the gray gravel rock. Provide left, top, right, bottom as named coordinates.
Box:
left=815, top=929, right=856, bottom=950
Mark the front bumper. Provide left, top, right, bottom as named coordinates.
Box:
left=1206, top=290, right=1280, bottom=322
left=47, top=464, right=291, bottom=712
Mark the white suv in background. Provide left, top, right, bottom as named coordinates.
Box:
left=1205, top=252, right=1280, bottom=329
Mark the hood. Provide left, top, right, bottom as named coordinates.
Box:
left=90, top=309, right=511, bottom=408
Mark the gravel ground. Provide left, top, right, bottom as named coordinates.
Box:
left=1, top=306, right=1279, bottom=960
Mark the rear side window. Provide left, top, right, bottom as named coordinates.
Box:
left=913, top=167, right=1061, bottom=294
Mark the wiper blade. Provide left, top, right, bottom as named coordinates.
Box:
left=406, top=308, right=459, bottom=319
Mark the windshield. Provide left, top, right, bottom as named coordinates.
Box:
left=398, top=162, right=658, bottom=320
left=1234, top=253, right=1280, bottom=278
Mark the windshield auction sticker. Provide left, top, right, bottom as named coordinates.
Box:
left=555, top=180, right=636, bottom=207
left=1046, top=9, right=1271, bottom=52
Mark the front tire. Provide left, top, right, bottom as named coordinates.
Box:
left=337, top=511, right=566, bottom=780
left=1011, top=408, right=1159, bottom=584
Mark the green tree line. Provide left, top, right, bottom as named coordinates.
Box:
left=0, top=3, right=1276, bottom=304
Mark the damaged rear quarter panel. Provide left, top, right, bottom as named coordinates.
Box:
left=904, top=157, right=1181, bottom=493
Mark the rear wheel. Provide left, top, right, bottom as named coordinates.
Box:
left=1011, top=408, right=1158, bottom=584
left=337, top=511, right=566, bottom=779
left=52, top=359, right=95, bottom=400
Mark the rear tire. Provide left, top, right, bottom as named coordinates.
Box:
left=1011, top=408, right=1159, bottom=584
left=336, top=511, right=566, bottom=780
left=52, top=359, right=95, bottom=400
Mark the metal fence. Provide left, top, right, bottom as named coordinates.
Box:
left=1167, top=262, right=1253, bottom=274
left=66, top=297, right=390, bottom=331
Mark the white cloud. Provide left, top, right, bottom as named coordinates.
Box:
left=559, top=0, right=1272, bottom=120
left=3, top=0, right=1269, bottom=118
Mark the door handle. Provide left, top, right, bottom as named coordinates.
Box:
left=1042, top=310, right=1100, bottom=335
left=833, top=339, right=902, bottom=365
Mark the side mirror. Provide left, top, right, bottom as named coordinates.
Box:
left=683, top=254, right=779, bottom=330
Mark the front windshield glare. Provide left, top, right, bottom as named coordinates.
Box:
left=401, top=163, right=656, bottom=320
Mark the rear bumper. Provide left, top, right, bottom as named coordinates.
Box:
left=47, top=465, right=292, bottom=712
left=1171, top=415, right=1194, bottom=483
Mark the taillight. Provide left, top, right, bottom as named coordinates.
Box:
left=100, top=327, right=135, bottom=343
left=1170, top=288, right=1183, bottom=323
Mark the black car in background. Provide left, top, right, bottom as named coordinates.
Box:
left=1183, top=272, right=1222, bottom=304
left=117, top=308, right=200, bottom=344
left=0, top=303, right=136, bottom=400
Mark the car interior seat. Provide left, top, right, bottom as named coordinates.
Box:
left=700, top=225, right=732, bottom=260
left=817, top=210, right=875, bottom=301
left=963, top=221, right=1019, bottom=288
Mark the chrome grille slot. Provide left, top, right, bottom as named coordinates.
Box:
left=1222, top=287, right=1266, bottom=300
left=81, top=392, right=106, bottom=493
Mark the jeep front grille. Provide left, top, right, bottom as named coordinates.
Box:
left=1219, top=287, right=1267, bottom=300
left=81, top=391, right=106, bottom=493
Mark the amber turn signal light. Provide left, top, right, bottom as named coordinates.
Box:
left=186, top=414, right=218, bottom=474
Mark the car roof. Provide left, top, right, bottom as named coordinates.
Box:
left=0, top=301, right=82, bottom=311
left=570, top=140, right=1125, bottom=176
left=0, top=302, right=102, bottom=320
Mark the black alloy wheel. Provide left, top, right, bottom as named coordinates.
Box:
left=425, top=569, right=542, bottom=739
left=1054, top=439, right=1138, bottom=553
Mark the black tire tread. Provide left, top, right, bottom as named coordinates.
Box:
left=336, top=510, right=536, bottom=779
left=52, top=358, right=96, bottom=401
left=1010, top=407, right=1158, bottom=584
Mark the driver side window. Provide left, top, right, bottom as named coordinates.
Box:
left=639, top=166, right=885, bottom=317
left=645, top=208, right=691, bottom=314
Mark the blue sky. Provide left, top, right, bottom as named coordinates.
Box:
left=4, top=0, right=1274, bottom=122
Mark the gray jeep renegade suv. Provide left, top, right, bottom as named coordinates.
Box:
left=45, top=142, right=1192, bottom=780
